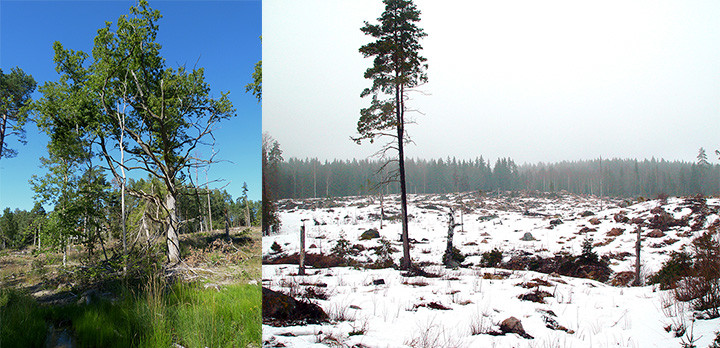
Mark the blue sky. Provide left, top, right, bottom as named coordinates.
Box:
left=0, top=0, right=261, bottom=211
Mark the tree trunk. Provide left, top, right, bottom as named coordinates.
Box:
left=166, top=193, right=180, bottom=264
left=96, top=225, right=109, bottom=263
left=396, top=84, right=411, bottom=270
left=0, top=113, right=7, bottom=160
left=380, top=190, right=384, bottom=230
left=634, top=227, right=642, bottom=286
left=206, top=188, right=212, bottom=231
left=299, top=224, right=306, bottom=275
left=446, top=211, right=455, bottom=256
left=119, top=107, right=127, bottom=276
left=224, top=207, right=230, bottom=239
left=245, top=198, right=251, bottom=227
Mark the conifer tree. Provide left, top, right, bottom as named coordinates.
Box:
left=355, top=0, right=428, bottom=270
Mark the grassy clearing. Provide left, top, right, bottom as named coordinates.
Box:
left=1, top=282, right=261, bottom=348
left=0, top=227, right=262, bottom=347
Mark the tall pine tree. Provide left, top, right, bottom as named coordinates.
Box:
left=355, top=0, right=427, bottom=270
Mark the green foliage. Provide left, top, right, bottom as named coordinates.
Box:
left=331, top=234, right=351, bottom=258
left=673, top=230, right=720, bottom=318
left=0, top=67, right=36, bottom=159
left=355, top=0, right=428, bottom=144
left=443, top=246, right=465, bottom=266
left=648, top=251, right=693, bottom=290
left=34, top=0, right=237, bottom=263
left=270, top=241, right=282, bottom=253
left=580, top=236, right=598, bottom=264
left=0, top=283, right=260, bottom=348
left=245, top=53, right=262, bottom=102
left=0, top=289, right=46, bottom=347
left=481, top=248, right=503, bottom=268
left=374, top=237, right=395, bottom=263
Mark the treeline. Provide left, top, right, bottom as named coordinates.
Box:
left=273, top=156, right=720, bottom=199
left=0, top=177, right=259, bottom=252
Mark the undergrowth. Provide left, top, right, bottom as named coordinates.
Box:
left=0, top=281, right=261, bottom=347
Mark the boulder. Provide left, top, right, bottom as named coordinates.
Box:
left=580, top=211, right=595, bottom=217
left=589, top=218, right=601, bottom=225
left=500, top=317, right=534, bottom=339
left=520, top=232, right=536, bottom=241
left=262, top=287, right=328, bottom=324
left=359, top=228, right=380, bottom=240
left=549, top=219, right=563, bottom=226
left=613, top=213, right=629, bottom=223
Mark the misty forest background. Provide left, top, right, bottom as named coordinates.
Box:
left=270, top=148, right=720, bottom=200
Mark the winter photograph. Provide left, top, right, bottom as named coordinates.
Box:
left=262, top=0, right=720, bottom=347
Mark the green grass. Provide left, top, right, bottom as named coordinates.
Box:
left=0, top=282, right=261, bottom=348
left=0, top=289, right=47, bottom=347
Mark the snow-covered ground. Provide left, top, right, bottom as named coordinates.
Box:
left=263, top=192, right=720, bottom=347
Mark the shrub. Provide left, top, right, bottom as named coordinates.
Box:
left=648, top=251, right=692, bottom=290
left=370, top=237, right=396, bottom=268
left=481, top=248, right=502, bottom=267
left=579, top=236, right=598, bottom=264
left=270, top=241, right=282, bottom=253
left=442, top=246, right=465, bottom=266
left=672, top=231, right=720, bottom=319
left=331, top=234, right=351, bottom=258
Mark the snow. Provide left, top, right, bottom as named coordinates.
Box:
left=263, top=192, right=720, bottom=347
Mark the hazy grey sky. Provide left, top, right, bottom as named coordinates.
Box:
left=264, top=0, right=720, bottom=165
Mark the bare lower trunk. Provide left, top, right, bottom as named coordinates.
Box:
left=634, top=227, right=642, bottom=286
left=97, top=226, right=109, bottom=262
left=380, top=191, right=384, bottom=230
left=446, top=212, right=455, bottom=256
left=0, top=113, right=7, bottom=160
left=166, top=193, right=180, bottom=264
left=299, top=224, right=306, bottom=275
left=397, top=85, right=411, bottom=270
left=224, top=208, right=230, bottom=239
left=245, top=199, right=251, bottom=227
left=206, top=189, right=212, bottom=231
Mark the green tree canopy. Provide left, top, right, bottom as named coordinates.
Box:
left=33, top=0, right=235, bottom=263
left=0, top=67, right=36, bottom=159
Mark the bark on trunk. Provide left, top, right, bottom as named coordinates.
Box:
left=0, top=113, right=7, bottom=160
left=224, top=207, right=230, bottom=239
left=397, top=84, right=411, bottom=270
left=166, top=193, right=180, bottom=264
left=299, top=224, right=306, bottom=275
left=634, top=227, right=641, bottom=286
left=245, top=199, right=251, bottom=227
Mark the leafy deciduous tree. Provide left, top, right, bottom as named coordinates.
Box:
left=35, top=1, right=235, bottom=264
